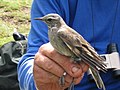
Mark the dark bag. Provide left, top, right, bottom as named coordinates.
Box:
left=0, top=40, right=27, bottom=90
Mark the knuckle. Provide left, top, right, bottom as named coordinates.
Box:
left=44, top=58, right=54, bottom=70
left=82, top=65, right=89, bottom=72
left=39, top=43, right=56, bottom=58
left=79, top=61, right=89, bottom=73
left=39, top=44, right=46, bottom=53
left=48, top=50, right=56, bottom=58
left=34, top=52, right=39, bottom=60
left=34, top=52, right=43, bottom=64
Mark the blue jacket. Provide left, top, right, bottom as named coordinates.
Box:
left=18, top=0, right=120, bottom=90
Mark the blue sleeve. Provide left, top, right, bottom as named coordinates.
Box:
left=17, top=0, right=70, bottom=90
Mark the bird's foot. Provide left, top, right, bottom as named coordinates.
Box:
left=59, top=72, right=67, bottom=86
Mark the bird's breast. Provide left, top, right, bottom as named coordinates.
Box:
left=48, top=30, right=74, bottom=57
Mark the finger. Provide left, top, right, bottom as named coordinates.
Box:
left=33, top=62, right=59, bottom=84
left=40, top=43, right=83, bottom=78
left=79, top=61, right=89, bottom=72
left=71, top=65, right=83, bottom=77
left=34, top=52, right=64, bottom=78
left=34, top=63, right=73, bottom=90
left=34, top=64, right=67, bottom=90
left=63, top=72, right=73, bottom=84
left=35, top=51, right=77, bottom=87
left=73, top=73, right=84, bottom=85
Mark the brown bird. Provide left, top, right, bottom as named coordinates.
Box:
left=35, top=13, right=107, bottom=90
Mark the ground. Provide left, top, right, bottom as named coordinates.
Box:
left=0, top=0, right=32, bottom=46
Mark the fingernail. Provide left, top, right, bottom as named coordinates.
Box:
left=72, top=67, right=79, bottom=73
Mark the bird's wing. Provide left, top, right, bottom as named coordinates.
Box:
left=57, top=26, right=106, bottom=72
left=57, top=26, right=83, bottom=56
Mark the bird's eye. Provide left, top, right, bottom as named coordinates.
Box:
left=47, top=18, right=52, bottom=22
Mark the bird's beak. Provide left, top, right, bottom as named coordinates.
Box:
left=34, top=17, right=43, bottom=21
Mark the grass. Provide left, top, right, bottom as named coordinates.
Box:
left=0, top=0, right=32, bottom=46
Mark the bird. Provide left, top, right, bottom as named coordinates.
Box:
left=35, top=13, right=107, bottom=90
left=13, top=28, right=27, bottom=41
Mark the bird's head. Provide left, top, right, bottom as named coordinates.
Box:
left=35, top=13, right=63, bottom=29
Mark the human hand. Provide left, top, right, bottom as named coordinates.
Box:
left=33, top=43, right=89, bottom=90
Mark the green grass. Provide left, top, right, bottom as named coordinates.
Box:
left=0, top=0, right=32, bottom=46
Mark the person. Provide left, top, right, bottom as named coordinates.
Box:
left=18, top=0, right=120, bottom=90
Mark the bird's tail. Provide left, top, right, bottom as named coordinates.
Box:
left=89, top=68, right=106, bottom=90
